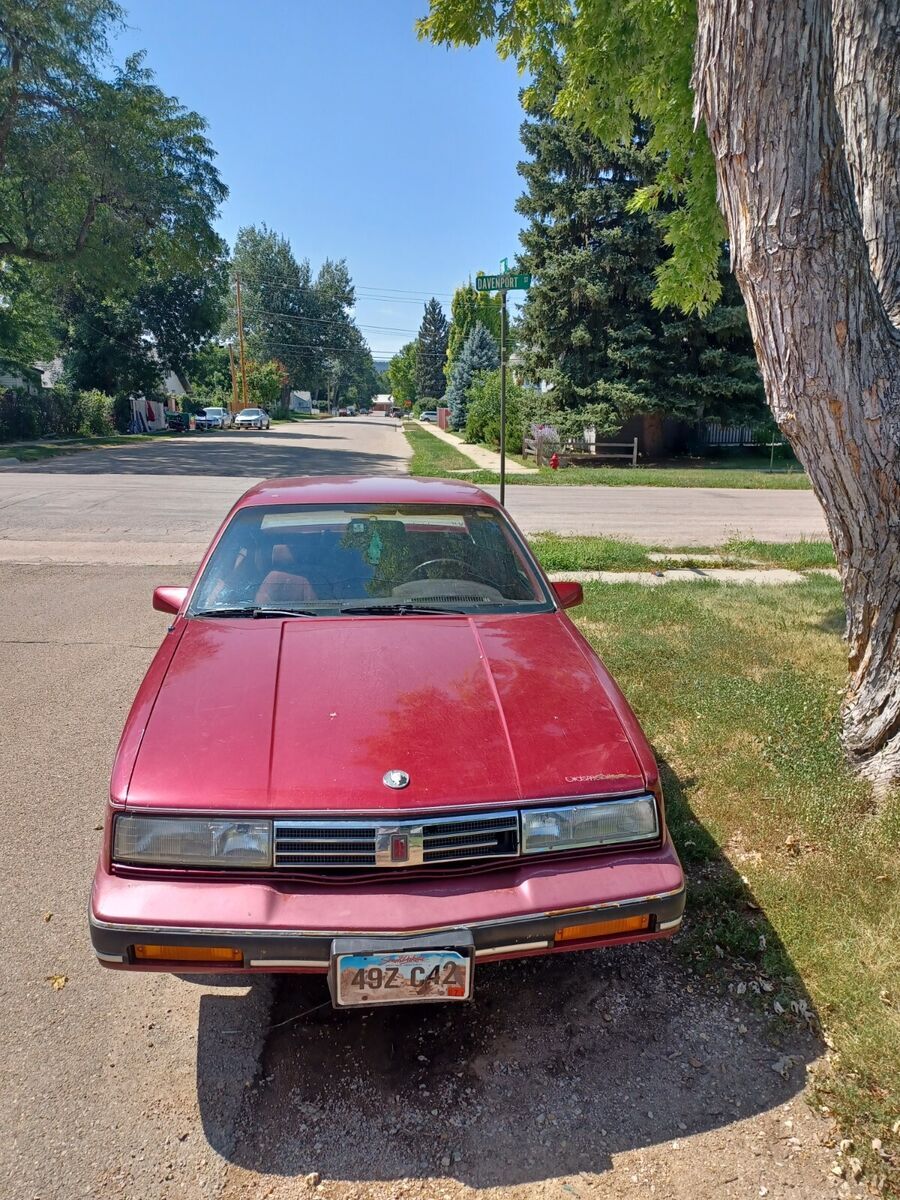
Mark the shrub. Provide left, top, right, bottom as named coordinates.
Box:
left=465, top=370, right=525, bottom=451
left=78, top=390, right=115, bottom=436
left=46, top=386, right=85, bottom=437
left=0, top=389, right=42, bottom=442
left=464, top=370, right=566, bottom=452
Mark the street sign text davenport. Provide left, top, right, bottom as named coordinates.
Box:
left=475, top=272, right=532, bottom=292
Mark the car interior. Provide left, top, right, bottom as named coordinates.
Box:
left=193, top=513, right=540, bottom=609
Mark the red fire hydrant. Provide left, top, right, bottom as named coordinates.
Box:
left=549, top=452, right=560, bottom=470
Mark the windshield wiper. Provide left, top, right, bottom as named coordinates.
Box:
left=192, top=606, right=320, bottom=619
left=339, top=603, right=467, bottom=616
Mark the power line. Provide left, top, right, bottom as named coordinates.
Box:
left=239, top=304, right=418, bottom=336
left=230, top=276, right=455, bottom=303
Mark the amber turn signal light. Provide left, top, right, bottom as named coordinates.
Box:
left=134, top=944, right=242, bottom=963
left=554, top=913, right=650, bottom=943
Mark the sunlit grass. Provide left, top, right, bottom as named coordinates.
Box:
left=570, top=577, right=899, bottom=1186
left=530, top=532, right=835, bottom=572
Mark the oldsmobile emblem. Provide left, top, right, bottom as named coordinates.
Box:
left=383, top=769, right=410, bottom=790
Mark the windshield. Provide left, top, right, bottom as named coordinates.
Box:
left=240, top=409, right=261, bottom=416
left=189, top=503, right=551, bottom=615
left=204, top=408, right=224, bottom=416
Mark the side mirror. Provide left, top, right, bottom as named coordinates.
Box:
left=553, top=581, right=584, bottom=610
left=153, top=585, right=188, bottom=615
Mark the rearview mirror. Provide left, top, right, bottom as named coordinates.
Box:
left=153, top=585, right=188, bottom=615
left=553, top=581, right=584, bottom=610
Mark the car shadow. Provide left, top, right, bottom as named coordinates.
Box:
left=194, top=758, right=822, bottom=1188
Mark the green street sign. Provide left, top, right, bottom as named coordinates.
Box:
left=475, top=272, right=532, bottom=292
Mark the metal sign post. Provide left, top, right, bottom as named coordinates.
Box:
left=475, top=268, right=531, bottom=508
left=499, top=289, right=507, bottom=506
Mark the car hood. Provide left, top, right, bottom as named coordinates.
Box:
left=124, top=613, right=645, bottom=812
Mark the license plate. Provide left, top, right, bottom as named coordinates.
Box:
left=330, top=936, right=473, bottom=1008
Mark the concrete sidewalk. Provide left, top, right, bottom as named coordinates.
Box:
left=549, top=567, right=840, bottom=585
left=415, top=421, right=538, bottom=474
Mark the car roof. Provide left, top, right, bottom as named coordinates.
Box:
left=237, top=475, right=501, bottom=510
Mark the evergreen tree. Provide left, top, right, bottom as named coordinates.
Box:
left=446, top=283, right=502, bottom=374
left=516, top=94, right=764, bottom=450
left=414, top=298, right=449, bottom=399
left=445, top=322, right=499, bottom=431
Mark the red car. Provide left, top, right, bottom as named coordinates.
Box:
left=90, top=476, right=684, bottom=1007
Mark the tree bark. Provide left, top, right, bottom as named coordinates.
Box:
left=641, top=412, right=665, bottom=459
left=693, top=0, right=900, bottom=789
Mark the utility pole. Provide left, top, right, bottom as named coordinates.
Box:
left=235, top=273, right=249, bottom=408
left=228, top=342, right=240, bottom=412
left=499, top=289, right=507, bottom=507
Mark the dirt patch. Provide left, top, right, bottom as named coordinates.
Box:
left=213, top=941, right=856, bottom=1199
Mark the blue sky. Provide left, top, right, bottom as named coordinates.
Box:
left=114, top=0, right=527, bottom=359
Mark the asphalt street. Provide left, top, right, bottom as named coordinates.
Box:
left=0, top=416, right=828, bottom=569
left=1, top=416, right=839, bottom=1199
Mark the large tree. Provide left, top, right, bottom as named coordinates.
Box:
left=224, top=225, right=318, bottom=389
left=446, top=282, right=502, bottom=374
left=415, top=297, right=450, bottom=399
left=0, top=1, right=225, bottom=285
left=60, top=239, right=228, bottom=399
left=419, top=0, right=900, bottom=789
left=386, top=341, right=418, bottom=406
left=516, top=98, right=764, bottom=450
left=0, top=261, right=59, bottom=371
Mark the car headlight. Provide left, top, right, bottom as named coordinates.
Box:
left=113, top=815, right=272, bottom=868
left=520, top=795, right=659, bottom=854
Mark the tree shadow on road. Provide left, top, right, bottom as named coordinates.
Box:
left=195, top=758, right=823, bottom=1189
left=10, top=426, right=410, bottom=478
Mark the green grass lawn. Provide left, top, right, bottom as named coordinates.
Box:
left=405, top=423, right=811, bottom=489
left=569, top=576, right=898, bottom=1188
left=531, top=532, right=836, bottom=572
left=406, top=423, right=480, bottom=474
left=0, top=434, right=157, bottom=462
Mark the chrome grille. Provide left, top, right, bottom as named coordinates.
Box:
left=273, top=810, right=519, bottom=870
left=273, top=824, right=377, bottom=868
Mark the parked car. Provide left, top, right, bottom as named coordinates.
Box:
left=165, top=411, right=190, bottom=432
left=234, top=407, right=271, bottom=430
left=337, top=407, right=350, bottom=417
left=89, top=477, right=684, bottom=1007
left=195, top=406, right=232, bottom=430
left=420, top=410, right=438, bottom=423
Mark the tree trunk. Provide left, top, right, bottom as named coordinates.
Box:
left=641, top=412, right=666, bottom=459
left=693, top=0, right=900, bottom=789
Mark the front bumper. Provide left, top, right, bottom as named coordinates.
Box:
left=90, top=837, right=685, bottom=972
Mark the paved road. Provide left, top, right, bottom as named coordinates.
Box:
left=0, top=417, right=828, bottom=567
left=5, top=413, right=412, bottom=477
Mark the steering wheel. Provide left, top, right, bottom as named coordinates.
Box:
left=403, top=557, right=495, bottom=587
